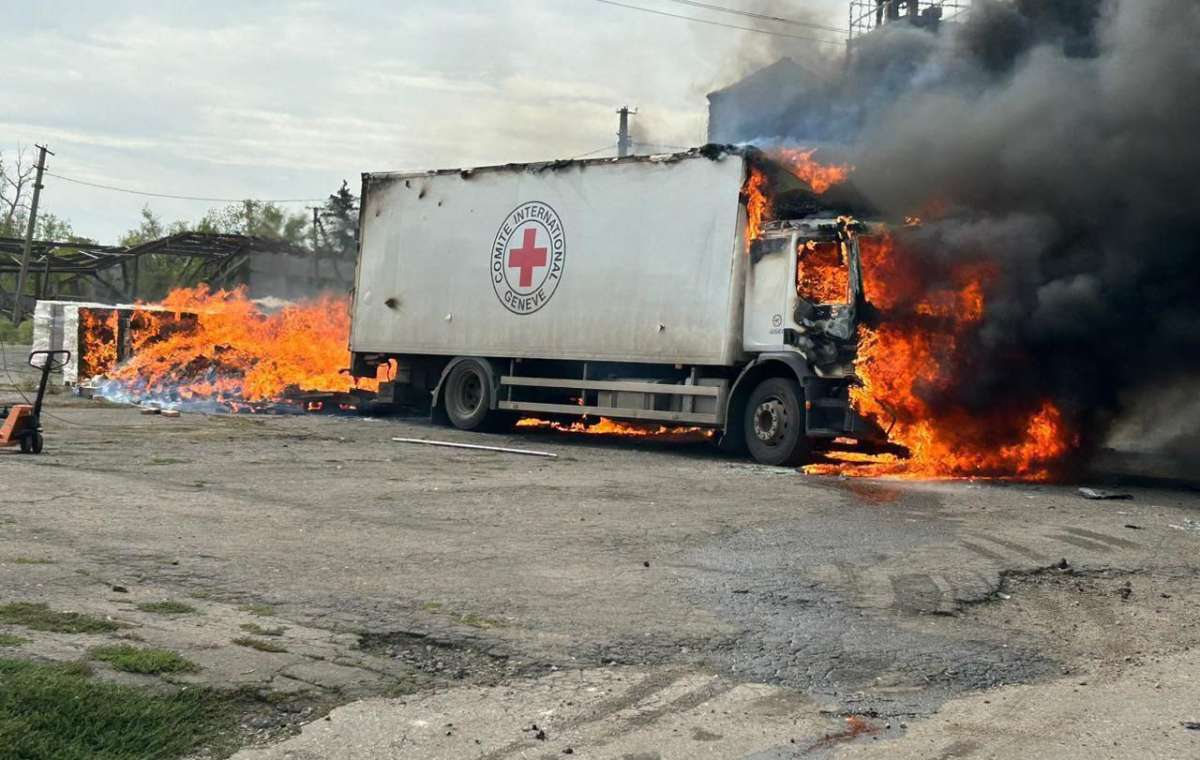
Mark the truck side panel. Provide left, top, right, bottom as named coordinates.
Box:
left=352, top=154, right=748, bottom=366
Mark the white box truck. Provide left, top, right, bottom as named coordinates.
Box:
left=349, top=146, right=880, bottom=465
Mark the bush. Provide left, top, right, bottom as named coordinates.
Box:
left=0, top=318, right=32, bottom=345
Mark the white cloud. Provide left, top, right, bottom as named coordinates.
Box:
left=1, top=0, right=847, bottom=243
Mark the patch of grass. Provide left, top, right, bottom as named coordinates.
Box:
left=0, top=318, right=32, bottom=344
left=188, top=590, right=213, bottom=600
left=0, top=634, right=30, bottom=647
left=0, top=658, right=232, bottom=759
left=239, top=623, right=286, bottom=637
left=231, top=637, right=288, bottom=654
left=237, top=603, right=275, bottom=617
left=136, top=600, right=198, bottom=616
left=420, top=600, right=443, bottom=611
left=456, top=612, right=501, bottom=629
left=9, top=556, right=56, bottom=565
left=90, top=645, right=200, bottom=675
left=0, top=602, right=121, bottom=634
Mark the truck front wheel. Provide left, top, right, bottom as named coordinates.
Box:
left=443, top=359, right=495, bottom=431
left=744, top=378, right=810, bottom=466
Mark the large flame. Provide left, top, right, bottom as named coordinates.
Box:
left=806, top=233, right=1074, bottom=480
left=97, top=286, right=378, bottom=409
left=743, top=148, right=850, bottom=249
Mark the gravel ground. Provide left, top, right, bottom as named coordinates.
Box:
left=2, top=351, right=1199, bottom=757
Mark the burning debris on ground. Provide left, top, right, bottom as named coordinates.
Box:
left=61, top=286, right=386, bottom=414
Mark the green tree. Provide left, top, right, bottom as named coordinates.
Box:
left=120, top=207, right=190, bottom=300
left=195, top=200, right=307, bottom=246
left=320, top=181, right=358, bottom=260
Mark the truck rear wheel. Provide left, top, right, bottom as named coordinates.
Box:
left=744, top=378, right=810, bottom=466
left=443, top=359, right=495, bottom=431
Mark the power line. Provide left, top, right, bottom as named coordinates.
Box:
left=571, top=145, right=618, bottom=159
left=663, top=0, right=848, bottom=34
left=632, top=141, right=692, bottom=151
left=588, top=0, right=847, bottom=46
left=43, top=171, right=326, bottom=204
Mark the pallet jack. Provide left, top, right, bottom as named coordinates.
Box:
left=0, top=350, right=70, bottom=455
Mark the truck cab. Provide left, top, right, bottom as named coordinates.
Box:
left=733, top=217, right=877, bottom=465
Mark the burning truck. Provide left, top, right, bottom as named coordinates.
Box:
left=68, top=144, right=1069, bottom=478
left=348, top=146, right=891, bottom=466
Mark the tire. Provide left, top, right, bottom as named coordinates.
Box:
left=442, top=360, right=494, bottom=431
left=744, top=378, right=810, bottom=466
left=19, top=432, right=42, bottom=455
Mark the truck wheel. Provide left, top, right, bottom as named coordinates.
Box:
left=744, top=378, right=810, bottom=466
left=443, top=360, right=494, bottom=431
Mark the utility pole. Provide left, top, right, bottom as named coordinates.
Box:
left=616, top=106, right=637, bottom=158
left=309, top=206, right=321, bottom=283
left=12, top=144, right=53, bottom=324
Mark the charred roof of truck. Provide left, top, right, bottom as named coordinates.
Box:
left=362, top=144, right=754, bottom=187
left=362, top=143, right=878, bottom=224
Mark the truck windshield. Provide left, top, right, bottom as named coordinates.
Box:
left=797, top=240, right=849, bottom=305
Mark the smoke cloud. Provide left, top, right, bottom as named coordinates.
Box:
left=717, top=0, right=1200, bottom=466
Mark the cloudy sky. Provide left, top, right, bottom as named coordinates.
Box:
left=2, top=0, right=847, bottom=244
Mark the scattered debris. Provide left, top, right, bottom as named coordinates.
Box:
left=1055, top=559, right=1071, bottom=571
left=139, top=407, right=161, bottom=415
left=642, top=561, right=650, bottom=568
left=1119, top=581, right=1133, bottom=600
left=1169, top=519, right=1200, bottom=534
left=161, top=409, right=181, bottom=418
left=1124, top=524, right=1144, bottom=530
left=1183, top=721, right=1200, bottom=731
left=111, top=585, right=129, bottom=593
left=391, top=437, right=557, bottom=458
left=1078, top=488, right=1132, bottom=501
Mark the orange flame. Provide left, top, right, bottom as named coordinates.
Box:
left=516, top=417, right=712, bottom=441
left=769, top=148, right=852, bottom=194
left=79, top=309, right=119, bottom=379
left=797, top=240, right=850, bottom=304
left=100, top=286, right=380, bottom=407
left=744, top=168, right=770, bottom=247
left=805, top=233, right=1074, bottom=480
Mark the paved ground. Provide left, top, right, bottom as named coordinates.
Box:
left=2, top=346, right=1199, bottom=757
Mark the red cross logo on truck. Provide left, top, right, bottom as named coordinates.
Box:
left=508, top=228, right=547, bottom=288
left=491, top=201, right=567, bottom=315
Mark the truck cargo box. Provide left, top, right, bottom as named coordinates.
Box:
left=351, top=152, right=750, bottom=366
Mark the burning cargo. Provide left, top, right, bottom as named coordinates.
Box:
left=349, top=147, right=881, bottom=466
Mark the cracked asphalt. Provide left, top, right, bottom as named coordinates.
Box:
left=2, top=357, right=1199, bottom=758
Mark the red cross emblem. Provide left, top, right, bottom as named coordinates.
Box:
left=491, top=201, right=566, bottom=315
left=508, top=227, right=548, bottom=288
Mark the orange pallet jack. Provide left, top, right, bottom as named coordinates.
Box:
left=1, top=350, right=70, bottom=455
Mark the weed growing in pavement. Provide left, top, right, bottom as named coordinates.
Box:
left=232, top=637, right=289, bottom=653
left=239, top=623, right=287, bottom=637
left=0, top=602, right=122, bottom=634
left=91, top=645, right=200, bottom=675
left=237, top=603, right=275, bottom=616
left=0, top=634, right=30, bottom=647
left=136, top=601, right=199, bottom=615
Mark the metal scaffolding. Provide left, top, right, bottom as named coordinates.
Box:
left=0, top=232, right=306, bottom=317
left=848, top=0, right=971, bottom=42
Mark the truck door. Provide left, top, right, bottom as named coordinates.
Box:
left=742, top=235, right=794, bottom=352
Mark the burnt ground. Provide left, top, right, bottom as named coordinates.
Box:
left=2, top=348, right=1200, bottom=758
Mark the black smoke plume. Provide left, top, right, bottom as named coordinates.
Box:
left=718, top=0, right=1200, bottom=468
